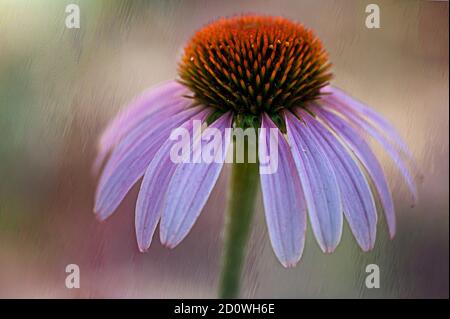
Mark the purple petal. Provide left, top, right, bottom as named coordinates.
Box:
left=100, top=97, right=190, bottom=175
left=297, top=109, right=377, bottom=251
left=313, top=106, right=396, bottom=238
left=94, top=105, right=209, bottom=221
left=322, top=85, right=413, bottom=159
left=135, top=114, right=208, bottom=251
left=284, top=110, right=342, bottom=253
left=259, top=113, right=306, bottom=267
left=322, top=100, right=418, bottom=203
left=94, top=81, right=189, bottom=172
left=160, top=112, right=233, bottom=248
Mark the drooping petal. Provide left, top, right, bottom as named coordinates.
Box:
left=322, top=100, right=418, bottom=203
left=94, top=81, right=189, bottom=172
left=94, top=104, right=208, bottom=221
left=259, top=113, right=307, bottom=267
left=321, top=85, right=413, bottom=159
left=135, top=112, right=209, bottom=251
left=160, top=112, right=233, bottom=248
left=313, top=106, right=396, bottom=238
left=284, top=110, right=342, bottom=253
left=297, top=109, right=377, bottom=251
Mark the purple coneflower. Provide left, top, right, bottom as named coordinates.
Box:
left=94, top=15, right=417, bottom=297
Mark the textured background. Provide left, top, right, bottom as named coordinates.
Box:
left=0, top=0, right=448, bottom=298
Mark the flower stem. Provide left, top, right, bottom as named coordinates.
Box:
left=219, top=141, right=259, bottom=298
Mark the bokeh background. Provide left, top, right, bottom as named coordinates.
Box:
left=0, top=0, right=448, bottom=298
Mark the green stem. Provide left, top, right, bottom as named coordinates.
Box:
left=218, top=142, right=259, bottom=298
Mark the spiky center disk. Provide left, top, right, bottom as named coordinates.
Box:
left=179, top=15, right=332, bottom=119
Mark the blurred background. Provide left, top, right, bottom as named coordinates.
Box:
left=0, top=0, right=448, bottom=298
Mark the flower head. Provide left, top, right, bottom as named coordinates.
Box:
left=94, top=15, right=417, bottom=267
left=179, top=16, right=332, bottom=122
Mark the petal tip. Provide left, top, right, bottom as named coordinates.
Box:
left=138, top=245, right=148, bottom=253
left=278, top=253, right=303, bottom=268
left=136, top=236, right=151, bottom=252
left=317, top=236, right=341, bottom=254
left=322, top=245, right=338, bottom=254
left=361, top=242, right=375, bottom=252
left=161, top=241, right=177, bottom=250
left=94, top=210, right=107, bottom=222
left=281, top=260, right=298, bottom=268
left=160, top=232, right=180, bottom=249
